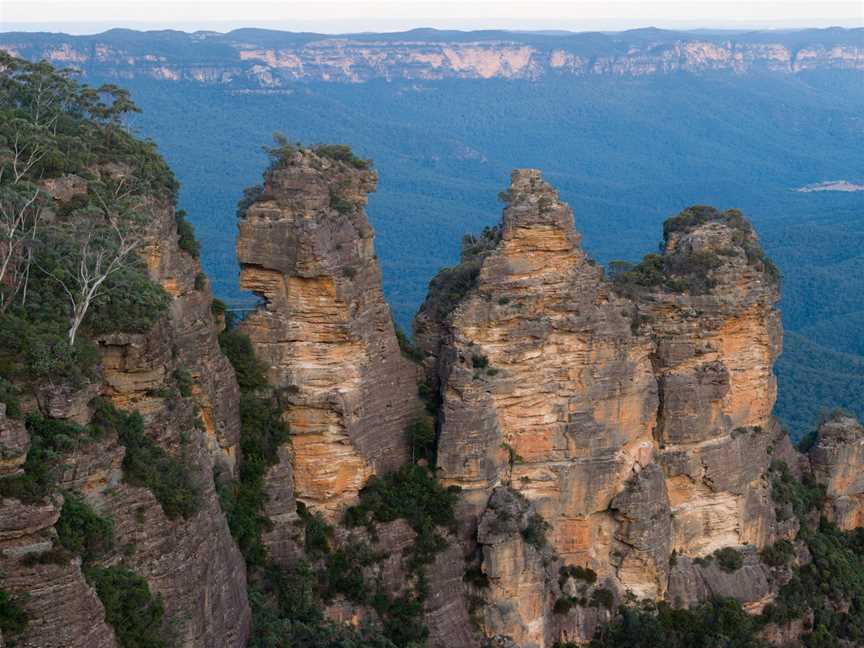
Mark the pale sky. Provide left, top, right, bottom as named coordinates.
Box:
left=1, top=0, right=862, bottom=34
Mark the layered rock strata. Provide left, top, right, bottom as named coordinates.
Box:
left=415, top=170, right=789, bottom=646
left=237, top=148, right=420, bottom=525
left=809, top=413, right=864, bottom=530
left=0, top=172, right=250, bottom=647
left=2, top=31, right=862, bottom=86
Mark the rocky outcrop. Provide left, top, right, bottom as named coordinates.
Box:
left=92, top=189, right=250, bottom=647
left=0, top=405, right=28, bottom=476
left=0, top=173, right=250, bottom=647
left=0, top=495, right=117, bottom=648
left=237, top=147, right=420, bottom=524
left=809, top=413, right=864, bottom=530
left=415, top=170, right=788, bottom=645
left=667, top=548, right=774, bottom=612
left=2, top=29, right=862, bottom=86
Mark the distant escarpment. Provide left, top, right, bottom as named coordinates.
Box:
left=1, top=27, right=861, bottom=87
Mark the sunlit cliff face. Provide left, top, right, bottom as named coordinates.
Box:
left=1, top=37, right=861, bottom=86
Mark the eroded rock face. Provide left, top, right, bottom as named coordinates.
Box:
left=0, top=496, right=117, bottom=648
left=475, top=487, right=557, bottom=648
left=83, top=193, right=250, bottom=647
left=4, top=32, right=862, bottom=86
left=237, top=148, right=420, bottom=523
left=415, top=170, right=786, bottom=646
left=1, top=185, right=250, bottom=647
left=809, top=414, right=864, bottom=530
left=0, top=406, right=28, bottom=477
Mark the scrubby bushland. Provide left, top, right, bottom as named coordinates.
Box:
left=0, top=53, right=176, bottom=369
left=93, top=400, right=200, bottom=520
left=610, top=206, right=779, bottom=297
left=85, top=566, right=167, bottom=648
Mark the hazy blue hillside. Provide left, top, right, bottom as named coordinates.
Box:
left=99, top=69, right=863, bottom=437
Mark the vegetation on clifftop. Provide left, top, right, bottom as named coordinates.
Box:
left=609, top=206, right=779, bottom=297
left=0, top=53, right=177, bottom=394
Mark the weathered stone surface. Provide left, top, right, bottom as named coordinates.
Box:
left=610, top=464, right=672, bottom=598
left=0, top=405, right=28, bottom=476
left=237, top=147, right=420, bottom=522
left=477, top=487, right=557, bottom=648
left=86, top=193, right=250, bottom=646
left=425, top=534, right=481, bottom=648
left=5, top=32, right=862, bottom=87
left=2, top=185, right=250, bottom=647
left=809, top=413, right=864, bottom=530
left=667, top=548, right=773, bottom=613
left=35, top=383, right=100, bottom=424
left=0, top=496, right=116, bottom=648
left=415, top=172, right=786, bottom=645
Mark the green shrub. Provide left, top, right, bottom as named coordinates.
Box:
left=471, top=354, right=489, bottom=369
left=714, top=547, right=744, bottom=573
left=560, top=564, right=598, bottom=586
left=343, top=464, right=459, bottom=559
left=0, top=415, right=95, bottom=502
left=329, top=188, right=355, bottom=214
left=760, top=539, right=796, bottom=567
left=0, top=588, right=28, bottom=637
left=590, top=587, right=615, bottom=610
left=56, top=494, right=113, bottom=563
left=172, top=368, right=193, bottom=398
left=236, top=184, right=263, bottom=220
left=94, top=402, right=200, bottom=519
left=374, top=592, right=428, bottom=647
left=263, top=132, right=300, bottom=170
left=219, top=329, right=268, bottom=392
left=422, top=257, right=482, bottom=320
left=19, top=546, right=72, bottom=566
left=769, top=460, right=825, bottom=523
left=215, top=325, right=289, bottom=567
left=554, top=596, right=575, bottom=614
left=0, top=378, right=21, bottom=418
left=84, top=262, right=170, bottom=337
left=589, top=598, right=769, bottom=647
left=85, top=566, right=166, bottom=648
left=463, top=564, right=490, bottom=589
left=210, top=298, right=226, bottom=317
left=313, top=144, right=372, bottom=170
left=297, top=501, right=333, bottom=556
left=406, top=415, right=436, bottom=465
left=319, top=542, right=380, bottom=603
left=797, top=431, right=819, bottom=453
left=175, top=210, right=200, bottom=258
left=522, top=512, right=551, bottom=548
left=23, top=330, right=100, bottom=388
left=395, top=327, right=423, bottom=364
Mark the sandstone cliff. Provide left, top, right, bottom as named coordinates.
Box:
left=809, top=413, right=864, bottom=530
left=0, top=170, right=249, bottom=647
left=415, top=170, right=792, bottom=646
left=236, top=146, right=421, bottom=529
left=1, top=28, right=861, bottom=87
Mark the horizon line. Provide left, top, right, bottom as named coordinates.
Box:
left=3, top=22, right=863, bottom=38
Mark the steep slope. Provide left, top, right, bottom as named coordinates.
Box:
left=0, top=54, right=249, bottom=647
